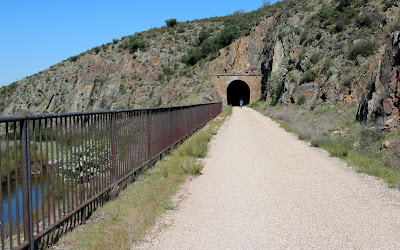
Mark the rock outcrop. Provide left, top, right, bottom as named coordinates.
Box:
left=203, top=15, right=277, bottom=76
left=357, top=31, right=400, bottom=123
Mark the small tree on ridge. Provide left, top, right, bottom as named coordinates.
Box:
left=165, top=19, right=177, bottom=27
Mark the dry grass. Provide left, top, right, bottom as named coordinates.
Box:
left=53, top=106, right=232, bottom=249
left=253, top=103, right=400, bottom=189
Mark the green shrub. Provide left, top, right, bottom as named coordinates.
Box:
left=182, top=25, right=239, bottom=66
left=355, top=29, right=369, bottom=40
left=326, top=140, right=351, bottom=158
left=200, top=37, right=218, bottom=54
left=354, top=0, right=370, bottom=8
left=311, top=135, right=330, bottom=147
left=315, top=32, right=323, bottom=40
left=389, top=21, right=400, bottom=32
left=310, top=53, right=321, bottom=65
left=318, top=5, right=339, bottom=25
left=338, top=0, right=351, bottom=7
left=334, top=21, right=345, bottom=33
left=120, top=35, right=148, bottom=54
left=348, top=40, right=375, bottom=60
left=1, top=144, right=45, bottom=185
left=269, top=99, right=277, bottom=106
left=268, top=67, right=288, bottom=102
left=216, top=25, right=239, bottom=47
left=162, top=66, right=175, bottom=76
left=339, top=6, right=357, bottom=19
left=322, top=59, right=333, bottom=74
left=119, top=84, right=125, bottom=94
left=297, top=95, right=306, bottom=105
left=93, top=47, right=101, bottom=54
left=181, top=48, right=202, bottom=65
left=302, top=68, right=320, bottom=83
left=112, top=38, right=119, bottom=44
left=181, top=158, right=204, bottom=175
left=356, top=14, right=373, bottom=27
left=356, top=13, right=382, bottom=28
left=197, top=30, right=211, bottom=45
left=306, top=15, right=317, bottom=27
left=167, top=29, right=175, bottom=35
left=293, top=27, right=301, bottom=35
left=299, top=31, right=308, bottom=44
left=250, top=102, right=261, bottom=107
left=321, top=3, right=356, bottom=32
left=165, top=18, right=177, bottom=27
left=68, top=55, right=79, bottom=62
left=161, top=66, right=175, bottom=81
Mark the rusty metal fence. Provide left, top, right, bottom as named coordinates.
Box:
left=0, top=102, right=222, bottom=249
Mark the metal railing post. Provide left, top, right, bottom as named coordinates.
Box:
left=147, top=110, right=151, bottom=161
left=21, top=119, right=34, bottom=249
left=111, top=112, right=118, bottom=195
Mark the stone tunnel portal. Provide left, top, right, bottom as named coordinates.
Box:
left=211, top=74, right=262, bottom=105
left=227, top=80, right=250, bottom=106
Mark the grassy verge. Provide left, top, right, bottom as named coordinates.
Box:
left=252, top=102, right=400, bottom=189
left=54, top=106, right=232, bottom=249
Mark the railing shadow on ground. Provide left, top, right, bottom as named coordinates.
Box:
left=0, top=102, right=222, bottom=249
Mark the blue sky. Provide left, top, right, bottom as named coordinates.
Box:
left=0, top=0, right=279, bottom=87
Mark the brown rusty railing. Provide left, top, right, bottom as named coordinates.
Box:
left=0, top=102, right=222, bottom=249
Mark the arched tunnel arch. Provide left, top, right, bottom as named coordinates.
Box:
left=227, top=80, right=250, bottom=106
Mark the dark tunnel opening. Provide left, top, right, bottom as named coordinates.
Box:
left=227, top=80, right=250, bottom=106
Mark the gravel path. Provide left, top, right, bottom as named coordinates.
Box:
left=136, top=107, right=400, bottom=249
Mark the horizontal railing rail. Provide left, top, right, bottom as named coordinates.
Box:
left=0, top=102, right=222, bottom=249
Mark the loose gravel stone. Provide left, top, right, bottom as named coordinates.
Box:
left=136, top=107, right=400, bottom=249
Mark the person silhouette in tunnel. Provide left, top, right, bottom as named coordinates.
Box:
left=239, top=99, right=243, bottom=109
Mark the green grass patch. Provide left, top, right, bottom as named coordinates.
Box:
left=322, top=140, right=351, bottom=158
left=181, top=158, right=204, bottom=175
left=164, top=205, right=176, bottom=211
left=179, top=130, right=212, bottom=158
left=346, top=151, right=400, bottom=188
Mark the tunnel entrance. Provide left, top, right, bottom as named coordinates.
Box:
left=227, top=80, right=250, bottom=106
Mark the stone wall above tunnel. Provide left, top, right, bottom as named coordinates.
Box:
left=211, top=74, right=262, bottom=105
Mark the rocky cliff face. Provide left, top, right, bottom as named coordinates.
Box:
left=202, top=15, right=277, bottom=76
left=244, top=0, right=400, bottom=125
left=357, top=16, right=400, bottom=124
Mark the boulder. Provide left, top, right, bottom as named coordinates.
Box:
left=381, top=140, right=391, bottom=149
left=386, top=4, right=400, bottom=24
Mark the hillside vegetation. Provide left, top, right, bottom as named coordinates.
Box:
left=0, top=2, right=287, bottom=115
left=1, top=0, right=398, bottom=117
